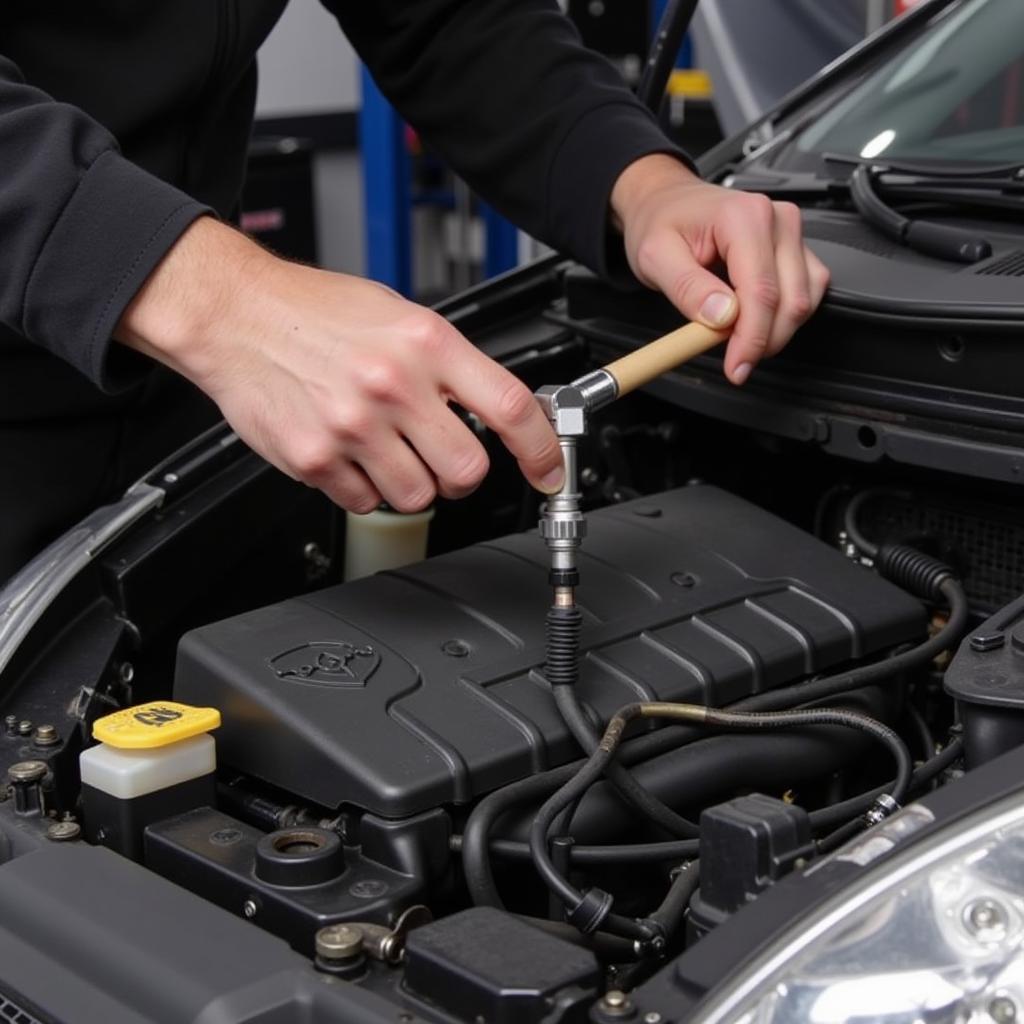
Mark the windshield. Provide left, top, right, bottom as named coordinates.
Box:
left=775, top=0, right=1024, bottom=169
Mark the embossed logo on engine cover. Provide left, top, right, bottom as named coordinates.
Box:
left=269, top=641, right=379, bottom=686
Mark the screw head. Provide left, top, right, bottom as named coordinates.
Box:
left=964, top=897, right=1009, bottom=941
left=644, top=1014, right=663, bottom=1024
left=600, top=989, right=637, bottom=1017
left=441, top=639, right=471, bottom=658
left=8, top=761, right=47, bottom=784
left=17, top=720, right=33, bottom=737
left=316, top=924, right=364, bottom=961
left=46, top=821, right=81, bottom=842
left=242, top=899, right=258, bottom=919
left=4, top=714, right=17, bottom=734
left=33, top=725, right=59, bottom=747
left=670, top=572, right=698, bottom=589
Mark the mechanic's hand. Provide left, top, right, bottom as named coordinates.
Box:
left=114, top=217, right=564, bottom=513
left=611, top=154, right=830, bottom=385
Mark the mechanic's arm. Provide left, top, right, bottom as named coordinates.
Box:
left=0, top=53, right=563, bottom=513
left=0, top=55, right=208, bottom=390
left=329, top=0, right=828, bottom=385
left=114, top=217, right=565, bottom=512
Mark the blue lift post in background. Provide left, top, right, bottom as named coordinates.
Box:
left=360, top=66, right=411, bottom=295
left=359, top=3, right=689, bottom=296
left=359, top=67, right=516, bottom=296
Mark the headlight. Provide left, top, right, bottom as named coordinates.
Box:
left=693, top=793, right=1024, bottom=1024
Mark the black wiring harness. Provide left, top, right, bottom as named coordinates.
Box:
left=458, top=491, right=969, bottom=955
left=528, top=701, right=912, bottom=940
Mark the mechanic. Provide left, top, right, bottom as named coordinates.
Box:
left=0, top=1, right=829, bottom=580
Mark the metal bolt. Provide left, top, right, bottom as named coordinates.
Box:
left=670, top=572, right=698, bottom=589
left=303, top=542, right=332, bottom=573
left=243, top=899, right=258, bottom=919
left=33, top=724, right=59, bottom=747
left=644, top=1014, right=663, bottom=1024
left=4, top=714, right=17, bottom=735
left=163, top=472, right=179, bottom=485
left=964, top=898, right=1009, bottom=940
left=580, top=467, right=600, bottom=487
left=17, top=720, right=33, bottom=736
left=970, top=632, right=1006, bottom=653
left=8, top=761, right=47, bottom=784
left=119, top=663, right=134, bottom=684
left=600, top=990, right=636, bottom=1018
left=990, top=997, right=1017, bottom=1023
left=316, top=924, right=364, bottom=961
left=46, top=821, right=81, bottom=842
left=441, top=639, right=471, bottom=658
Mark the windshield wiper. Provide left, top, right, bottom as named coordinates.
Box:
left=728, top=159, right=1024, bottom=264
left=848, top=163, right=993, bottom=263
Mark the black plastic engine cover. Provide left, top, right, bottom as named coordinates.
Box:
left=174, top=486, right=924, bottom=816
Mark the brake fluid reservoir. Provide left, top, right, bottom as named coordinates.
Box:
left=80, top=701, right=220, bottom=861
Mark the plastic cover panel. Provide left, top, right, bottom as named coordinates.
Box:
left=174, top=486, right=925, bottom=816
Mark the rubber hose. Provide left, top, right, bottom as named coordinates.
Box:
left=463, top=686, right=895, bottom=908
left=462, top=721, right=718, bottom=910
left=545, top=605, right=582, bottom=687
left=546, top=604, right=699, bottom=838
left=649, top=860, right=700, bottom=939
left=516, top=915, right=638, bottom=961
left=530, top=702, right=908, bottom=937
left=456, top=737, right=962, bottom=870
left=504, top=690, right=895, bottom=845
left=876, top=544, right=955, bottom=600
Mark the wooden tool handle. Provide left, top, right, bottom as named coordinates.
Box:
left=603, top=322, right=729, bottom=398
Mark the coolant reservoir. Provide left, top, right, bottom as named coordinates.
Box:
left=344, top=506, right=434, bottom=580
left=80, top=700, right=220, bottom=860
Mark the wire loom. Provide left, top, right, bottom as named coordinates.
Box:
left=524, top=514, right=968, bottom=945
left=528, top=700, right=913, bottom=941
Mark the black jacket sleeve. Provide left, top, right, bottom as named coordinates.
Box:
left=0, top=56, right=210, bottom=392
left=326, top=0, right=692, bottom=283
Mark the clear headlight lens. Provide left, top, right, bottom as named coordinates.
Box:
left=694, top=794, right=1024, bottom=1024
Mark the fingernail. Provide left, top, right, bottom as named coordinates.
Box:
left=731, top=362, right=752, bottom=386
left=698, top=292, right=736, bottom=327
left=539, top=466, right=565, bottom=494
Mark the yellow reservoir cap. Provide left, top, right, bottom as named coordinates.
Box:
left=92, top=701, right=221, bottom=750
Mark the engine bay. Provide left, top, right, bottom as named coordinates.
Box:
left=0, top=252, right=1022, bottom=1021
